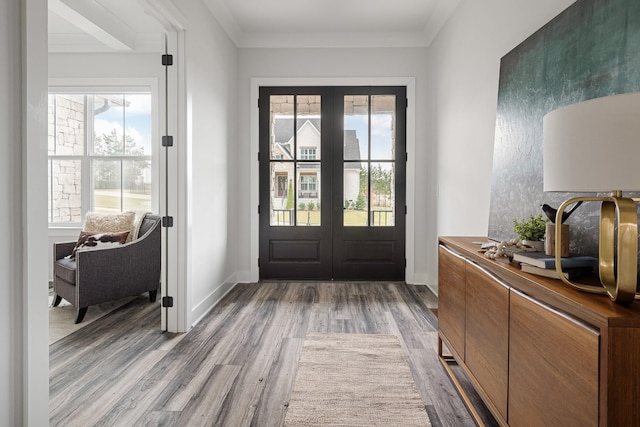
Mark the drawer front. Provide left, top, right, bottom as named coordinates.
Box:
left=438, top=244, right=466, bottom=360
left=465, top=261, right=509, bottom=421
left=509, top=290, right=599, bottom=427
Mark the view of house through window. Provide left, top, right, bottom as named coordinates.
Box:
left=269, top=95, right=322, bottom=226
left=48, top=92, right=153, bottom=225
left=267, top=93, right=397, bottom=227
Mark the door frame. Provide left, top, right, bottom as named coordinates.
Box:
left=248, top=77, right=416, bottom=283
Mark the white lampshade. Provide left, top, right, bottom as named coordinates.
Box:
left=543, top=92, right=640, bottom=192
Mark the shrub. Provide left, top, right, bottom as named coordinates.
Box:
left=285, top=181, right=294, bottom=210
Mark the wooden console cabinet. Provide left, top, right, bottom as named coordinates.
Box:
left=438, top=236, right=640, bottom=427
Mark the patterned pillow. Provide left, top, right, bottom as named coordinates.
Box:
left=70, top=230, right=130, bottom=259
left=83, top=211, right=136, bottom=242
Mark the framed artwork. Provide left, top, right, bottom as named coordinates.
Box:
left=488, top=0, right=640, bottom=257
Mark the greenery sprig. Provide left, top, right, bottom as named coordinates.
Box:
left=513, top=214, right=548, bottom=241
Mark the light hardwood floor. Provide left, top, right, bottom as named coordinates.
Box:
left=50, top=282, right=497, bottom=426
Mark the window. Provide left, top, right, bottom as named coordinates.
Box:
left=48, top=91, right=154, bottom=225
left=299, top=173, right=317, bottom=197
left=300, top=147, right=316, bottom=160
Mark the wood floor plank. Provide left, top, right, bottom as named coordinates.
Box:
left=211, top=323, right=287, bottom=426
left=251, top=337, right=305, bottom=427
left=50, top=282, right=496, bottom=426
left=137, top=410, right=182, bottom=427
left=174, top=364, right=243, bottom=427
left=386, top=284, right=434, bottom=349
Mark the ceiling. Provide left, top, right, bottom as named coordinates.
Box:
left=48, top=0, right=461, bottom=52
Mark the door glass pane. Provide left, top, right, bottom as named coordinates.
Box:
left=297, top=162, right=320, bottom=226
left=344, top=164, right=368, bottom=226
left=371, top=95, right=396, bottom=160
left=270, top=95, right=295, bottom=160
left=370, top=162, right=394, bottom=226
left=123, top=159, right=152, bottom=211
left=93, top=159, right=122, bottom=213
left=270, top=162, right=294, bottom=226
left=296, top=95, right=321, bottom=160
left=49, top=159, right=82, bottom=223
left=343, top=95, right=369, bottom=161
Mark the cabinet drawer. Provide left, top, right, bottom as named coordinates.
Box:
left=465, top=261, right=509, bottom=421
left=509, top=290, right=599, bottom=427
left=438, top=244, right=466, bottom=360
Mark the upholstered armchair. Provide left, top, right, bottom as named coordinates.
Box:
left=52, top=213, right=162, bottom=323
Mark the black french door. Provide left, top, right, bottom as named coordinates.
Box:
left=259, top=86, right=406, bottom=280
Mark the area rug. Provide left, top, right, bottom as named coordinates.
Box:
left=284, top=333, right=431, bottom=426
left=48, top=293, right=135, bottom=344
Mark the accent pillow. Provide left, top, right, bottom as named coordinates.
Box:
left=83, top=211, right=136, bottom=242
left=70, top=230, right=130, bottom=259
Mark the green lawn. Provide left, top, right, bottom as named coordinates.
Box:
left=278, top=209, right=393, bottom=226
left=94, top=190, right=152, bottom=212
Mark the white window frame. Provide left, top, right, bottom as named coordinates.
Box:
left=299, top=174, right=317, bottom=192
left=48, top=79, right=159, bottom=229
left=300, top=147, right=316, bottom=160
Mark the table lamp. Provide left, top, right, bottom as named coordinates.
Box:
left=543, top=92, right=640, bottom=305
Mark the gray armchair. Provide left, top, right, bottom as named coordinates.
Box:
left=52, top=213, right=161, bottom=323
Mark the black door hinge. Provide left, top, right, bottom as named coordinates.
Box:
left=162, top=216, right=174, bottom=227
left=162, top=54, right=173, bottom=66
left=405, top=206, right=407, bottom=215
left=258, top=205, right=261, bottom=214
left=258, top=152, right=260, bottom=161
left=406, top=98, right=409, bottom=108
left=162, top=135, right=174, bottom=147
left=162, top=296, right=174, bottom=307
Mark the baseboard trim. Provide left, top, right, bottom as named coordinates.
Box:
left=190, top=275, right=238, bottom=327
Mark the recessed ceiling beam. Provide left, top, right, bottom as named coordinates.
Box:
left=49, top=0, right=136, bottom=51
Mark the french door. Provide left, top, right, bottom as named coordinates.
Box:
left=259, top=86, right=406, bottom=280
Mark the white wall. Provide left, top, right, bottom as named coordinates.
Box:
left=427, top=0, right=577, bottom=287
left=5, top=0, right=50, bottom=425
left=171, top=0, right=239, bottom=326
left=1, top=3, right=23, bottom=423
left=237, top=47, right=429, bottom=283
left=49, top=53, right=161, bottom=79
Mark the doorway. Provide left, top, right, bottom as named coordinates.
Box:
left=259, top=86, right=406, bottom=280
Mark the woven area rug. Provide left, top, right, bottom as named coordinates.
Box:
left=284, top=333, right=431, bottom=426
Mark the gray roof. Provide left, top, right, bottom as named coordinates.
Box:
left=343, top=130, right=362, bottom=170
left=272, top=118, right=361, bottom=166
left=273, top=118, right=321, bottom=143
left=344, top=130, right=360, bottom=160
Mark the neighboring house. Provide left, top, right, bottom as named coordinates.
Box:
left=343, top=130, right=362, bottom=204
left=270, top=116, right=362, bottom=217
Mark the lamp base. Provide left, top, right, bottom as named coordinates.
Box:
left=554, top=194, right=638, bottom=305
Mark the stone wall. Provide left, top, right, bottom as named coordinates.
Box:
left=48, top=95, right=84, bottom=223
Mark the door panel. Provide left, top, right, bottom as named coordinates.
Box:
left=259, top=86, right=406, bottom=280
left=259, top=87, right=333, bottom=279
left=333, top=87, right=406, bottom=280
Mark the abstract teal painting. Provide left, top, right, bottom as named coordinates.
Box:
left=488, top=0, right=640, bottom=256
